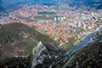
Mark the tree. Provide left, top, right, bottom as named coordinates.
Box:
left=49, top=34, right=52, bottom=38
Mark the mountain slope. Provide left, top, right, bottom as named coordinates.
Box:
left=0, top=23, right=59, bottom=60
left=0, top=23, right=65, bottom=68
left=66, top=41, right=102, bottom=68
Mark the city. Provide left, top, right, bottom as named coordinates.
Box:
left=0, top=4, right=102, bottom=48
left=0, top=0, right=102, bottom=68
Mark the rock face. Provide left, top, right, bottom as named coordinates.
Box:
left=0, top=41, right=54, bottom=68
left=31, top=41, right=51, bottom=68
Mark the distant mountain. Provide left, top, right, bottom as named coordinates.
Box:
left=33, top=0, right=102, bottom=9
left=65, top=0, right=102, bottom=9
left=64, top=0, right=101, bottom=2
left=0, top=6, right=5, bottom=12
left=0, top=0, right=101, bottom=6
left=0, top=0, right=102, bottom=11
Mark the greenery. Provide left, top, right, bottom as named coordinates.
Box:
left=66, top=41, right=102, bottom=68
left=0, top=23, right=58, bottom=58
left=63, top=37, right=76, bottom=51
left=34, top=29, right=58, bottom=46
left=38, top=11, right=55, bottom=15
left=34, top=15, right=54, bottom=20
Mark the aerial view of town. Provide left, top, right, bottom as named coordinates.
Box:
left=0, top=0, right=102, bottom=68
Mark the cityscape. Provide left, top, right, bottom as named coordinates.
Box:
left=0, top=3, right=102, bottom=47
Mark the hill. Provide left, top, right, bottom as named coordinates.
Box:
left=0, top=23, right=67, bottom=68
left=0, top=23, right=60, bottom=60
left=66, top=41, right=102, bottom=68
left=55, top=40, right=102, bottom=68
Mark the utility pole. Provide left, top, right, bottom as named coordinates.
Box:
left=76, top=62, right=79, bottom=68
